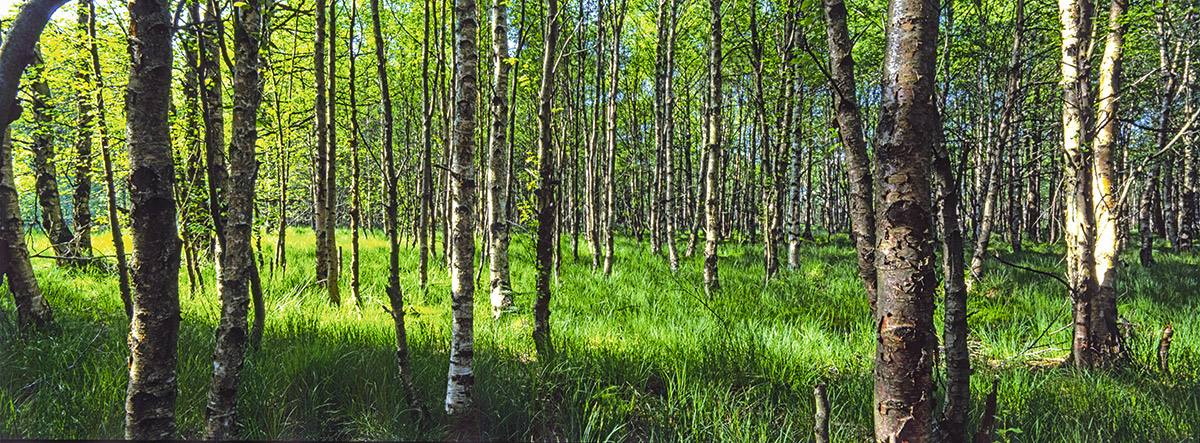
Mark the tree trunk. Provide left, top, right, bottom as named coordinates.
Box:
left=968, top=0, right=1025, bottom=287
left=488, top=0, right=513, bottom=316
left=1091, top=0, right=1126, bottom=364
left=1060, top=0, right=1099, bottom=369
left=933, top=2, right=969, bottom=439
left=534, top=0, right=559, bottom=360
left=0, top=129, right=55, bottom=327
left=702, top=0, right=722, bottom=293
left=313, top=0, right=331, bottom=292
left=29, top=51, right=80, bottom=265
left=653, top=0, right=674, bottom=265
left=823, top=0, right=876, bottom=309
left=662, top=0, right=679, bottom=270
left=418, top=0, right=433, bottom=289
left=124, top=0, right=182, bottom=435
left=324, top=0, right=340, bottom=305
left=181, top=1, right=204, bottom=294
left=445, top=0, right=480, bottom=435
left=200, top=0, right=227, bottom=276
left=373, top=0, right=421, bottom=412
left=1183, top=68, right=1198, bottom=250
left=271, top=66, right=288, bottom=274
left=602, top=2, right=626, bottom=276
left=587, top=3, right=604, bottom=268
left=89, top=0, right=130, bottom=317
left=786, top=88, right=803, bottom=268
left=349, top=0, right=362, bottom=308
left=872, top=0, right=940, bottom=437
left=204, top=0, right=263, bottom=436
left=750, top=0, right=778, bottom=279
left=71, top=0, right=92, bottom=256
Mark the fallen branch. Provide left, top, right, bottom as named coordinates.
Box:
left=988, top=252, right=1070, bottom=290
left=813, top=381, right=830, bottom=443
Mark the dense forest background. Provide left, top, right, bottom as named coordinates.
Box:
left=0, top=0, right=1198, bottom=439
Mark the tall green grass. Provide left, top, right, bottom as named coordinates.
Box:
left=1, top=227, right=1197, bottom=441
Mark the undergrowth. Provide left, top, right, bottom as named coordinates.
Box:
left=1, top=228, right=1197, bottom=441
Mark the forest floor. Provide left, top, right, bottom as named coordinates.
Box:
left=1, top=227, right=1198, bottom=441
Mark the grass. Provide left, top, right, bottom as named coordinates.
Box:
left=1, top=227, right=1198, bottom=441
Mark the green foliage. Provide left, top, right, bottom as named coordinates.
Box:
left=2, top=230, right=1198, bottom=440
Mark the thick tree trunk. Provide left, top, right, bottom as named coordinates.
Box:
left=204, top=0, right=263, bottom=436
left=488, top=0, right=513, bottom=316
left=822, top=0, right=876, bottom=309
left=1091, top=0, right=1126, bottom=364
left=1060, top=0, right=1099, bottom=369
left=702, top=0, right=722, bottom=293
left=124, top=0, right=182, bottom=435
left=534, top=0, right=559, bottom=360
left=1, top=130, right=54, bottom=327
left=872, top=0, right=940, bottom=438
left=444, top=0, right=480, bottom=435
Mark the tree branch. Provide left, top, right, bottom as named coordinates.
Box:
left=0, top=0, right=71, bottom=130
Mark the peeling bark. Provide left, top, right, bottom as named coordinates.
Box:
left=871, top=0, right=940, bottom=438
